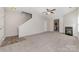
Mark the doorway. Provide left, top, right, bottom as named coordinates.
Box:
left=54, top=19, right=59, bottom=32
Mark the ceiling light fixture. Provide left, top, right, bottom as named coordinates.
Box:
left=43, top=8, right=56, bottom=15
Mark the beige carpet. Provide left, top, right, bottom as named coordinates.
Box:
left=1, top=36, right=25, bottom=47
left=0, top=32, right=79, bottom=52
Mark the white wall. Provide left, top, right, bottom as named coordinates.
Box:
left=58, top=16, right=64, bottom=33
left=0, top=8, right=5, bottom=44
left=46, top=15, right=64, bottom=33
left=5, top=9, right=32, bottom=37
left=19, top=13, right=46, bottom=37
left=48, top=16, right=54, bottom=31
left=77, top=8, right=79, bottom=38
left=63, top=9, right=78, bottom=36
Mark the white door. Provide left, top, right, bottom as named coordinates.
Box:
left=0, top=8, right=5, bottom=42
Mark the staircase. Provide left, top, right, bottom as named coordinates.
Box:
left=18, top=13, right=46, bottom=38
left=0, top=11, right=32, bottom=46
left=18, top=11, right=32, bottom=37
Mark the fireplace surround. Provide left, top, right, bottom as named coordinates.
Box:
left=65, top=27, right=73, bottom=36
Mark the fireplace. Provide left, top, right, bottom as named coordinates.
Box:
left=65, top=27, right=73, bottom=36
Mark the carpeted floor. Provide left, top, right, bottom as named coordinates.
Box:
left=0, top=36, right=25, bottom=47
left=0, top=32, right=79, bottom=52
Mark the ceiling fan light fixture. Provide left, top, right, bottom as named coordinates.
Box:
left=47, top=12, right=51, bottom=14
left=43, top=8, right=56, bottom=15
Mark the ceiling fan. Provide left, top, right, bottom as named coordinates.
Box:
left=43, top=8, right=56, bottom=15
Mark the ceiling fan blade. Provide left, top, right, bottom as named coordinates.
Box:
left=51, top=12, right=55, bottom=14
left=47, top=9, right=51, bottom=12
left=51, top=9, right=56, bottom=11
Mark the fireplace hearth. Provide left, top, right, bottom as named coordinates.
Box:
left=65, top=27, right=73, bottom=36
